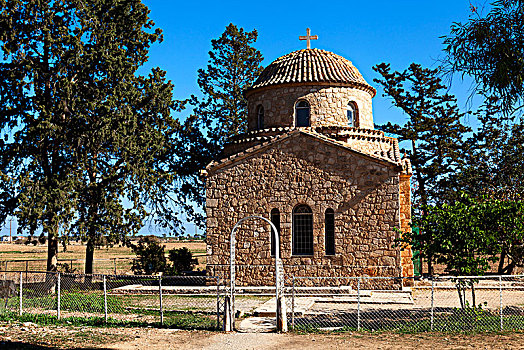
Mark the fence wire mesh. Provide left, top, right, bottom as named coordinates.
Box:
left=2, top=271, right=524, bottom=333
left=287, top=275, right=524, bottom=332
left=0, top=271, right=224, bottom=330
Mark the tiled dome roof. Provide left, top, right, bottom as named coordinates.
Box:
left=249, top=49, right=375, bottom=96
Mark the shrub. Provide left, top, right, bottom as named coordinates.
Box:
left=167, top=247, right=198, bottom=275
left=130, top=236, right=167, bottom=275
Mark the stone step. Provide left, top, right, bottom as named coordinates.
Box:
left=253, top=291, right=414, bottom=317
left=414, top=279, right=524, bottom=290
left=237, top=317, right=276, bottom=333
left=314, top=291, right=413, bottom=305
left=254, top=297, right=315, bottom=317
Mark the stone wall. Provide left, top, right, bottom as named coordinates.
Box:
left=206, top=132, right=406, bottom=286
left=246, top=85, right=374, bottom=131
left=399, top=173, right=414, bottom=280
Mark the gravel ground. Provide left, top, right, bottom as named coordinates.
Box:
left=2, top=320, right=524, bottom=349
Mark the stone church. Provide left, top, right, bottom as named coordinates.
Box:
left=205, top=42, right=414, bottom=285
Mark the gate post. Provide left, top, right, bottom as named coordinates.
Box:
left=223, top=295, right=233, bottom=331
left=276, top=259, right=288, bottom=332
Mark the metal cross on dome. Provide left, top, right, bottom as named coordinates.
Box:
left=299, top=28, right=318, bottom=49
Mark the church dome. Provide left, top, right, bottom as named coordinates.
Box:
left=249, top=48, right=376, bottom=97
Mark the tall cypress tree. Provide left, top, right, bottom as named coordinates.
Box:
left=0, top=0, right=180, bottom=273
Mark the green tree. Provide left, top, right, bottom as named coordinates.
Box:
left=443, top=0, right=524, bottom=113
left=0, top=0, right=180, bottom=273
left=373, top=63, right=471, bottom=211
left=130, top=236, right=167, bottom=275
left=459, top=96, right=524, bottom=200
left=172, top=23, right=264, bottom=227
left=398, top=194, right=524, bottom=279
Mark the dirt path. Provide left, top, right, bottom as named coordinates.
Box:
left=2, top=321, right=524, bottom=349
left=110, top=331, right=524, bottom=350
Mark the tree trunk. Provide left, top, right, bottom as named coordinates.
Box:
left=471, top=282, right=476, bottom=308
left=47, top=230, right=59, bottom=272
left=84, top=195, right=98, bottom=275
left=498, top=247, right=506, bottom=274
left=427, top=254, right=434, bottom=277
left=45, top=227, right=59, bottom=294
left=504, top=261, right=516, bottom=275
left=85, top=237, right=95, bottom=275
left=456, top=281, right=465, bottom=309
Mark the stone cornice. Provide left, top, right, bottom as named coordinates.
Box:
left=244, top=81, right=376, bottom=98
left=206, top=129, right=402, bottom=174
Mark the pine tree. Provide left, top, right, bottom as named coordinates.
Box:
left=373, top=63, right=471, bottom=275
left=373, top=63, right=471, bottom=210
left=443, top=0, right=524, bottom=113
left=173, top=23, right=264, bottom=227
left=0, top=0, right=180, bottom=273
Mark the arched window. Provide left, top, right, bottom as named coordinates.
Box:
left=270, top=208, right=280, bottom=256
left=347, top=102, right=357, bottom=127
left=293, top=205, right=313, bottom=255
left=325, top=208, right=335, bottom=255
left=257, top=105, right=264, bottom=129
left=295, top=100, right=310, bottom=127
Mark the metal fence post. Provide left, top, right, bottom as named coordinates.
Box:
left=216, top=276, right=220, bottom=330
left=103, top=275, right=108, bottom=323
left=357, top=277, right=361, bottom=331
left=19, top=272, right=22, bottom=316
left=291, top=277, right=295, bottom=330
left=159, top=275, right=163, bottom=325
left=57, top=273, right=61, bottom=320
left=430, top=278, right=434, bottom=331
left=499, top=275, right=503, bottom=331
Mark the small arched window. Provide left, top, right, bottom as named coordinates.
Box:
left=293, top=205, right=313, bottom=255
left=325, top=208, right=335, bottom=255
left=270, top=208, right=280, bottom=256
left=257, top=105, right=264, bottom=129
left=295, top=100, right=310, bottom=127
left=347, top=102, right=357, bottom=127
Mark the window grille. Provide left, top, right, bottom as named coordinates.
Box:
left=347, top=102, right=357, bottom=127
left=295, top=100, right=310, bottom=127
left=270, top=208, right=280, bottom=256
left=325, top=208, right=335, bottom=255
left=293, top=205, right=313, bottom=255
left=257, top=105, right=264, bottom=129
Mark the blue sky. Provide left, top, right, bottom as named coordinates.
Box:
left=1, top=0, right=482, bottom=237
left=140, top=0, right=478, bottom=120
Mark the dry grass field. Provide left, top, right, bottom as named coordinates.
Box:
left=0, top=239, right=207, bottom=274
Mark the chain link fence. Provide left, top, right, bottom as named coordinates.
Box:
left=287, top=275, right=524, bottom=332
left=2, top=271, right=524, bottom=333
left=0, top=271, right=226, bottom=330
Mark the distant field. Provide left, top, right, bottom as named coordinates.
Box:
left=0, top=240, right=207, bottom=274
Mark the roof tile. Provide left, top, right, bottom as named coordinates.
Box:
left=251, top=49, right=374, bottom=95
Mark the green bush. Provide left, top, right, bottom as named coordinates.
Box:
left=167, top=247, right=198, bottom=275
left=130, top=236, right=167, bottom=275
